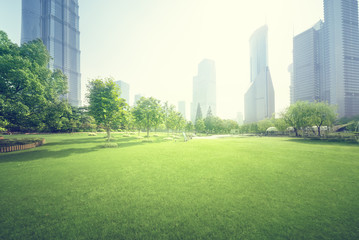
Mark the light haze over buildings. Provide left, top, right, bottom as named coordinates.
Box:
left=134, top=94, right=143, bottom=106
left=191, top=59, right=216, bottom=122
left=244, top=25, right=275, bottom=123
left=21, top=0, right=82, bottom=106
left=115, top=80, right=130, bottom=105
left=178, top=101, right=186, bottom=120
left=292, top=0, right=359, bottom=118
left=1, top=1, right=326, bottom=118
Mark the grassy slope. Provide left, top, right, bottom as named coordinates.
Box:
left=0, top=134, right=358, bottom=239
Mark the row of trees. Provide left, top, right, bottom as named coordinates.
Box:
left=87, top=78, right=240, bottom=141
left=239, top=101, right=337, bottom=137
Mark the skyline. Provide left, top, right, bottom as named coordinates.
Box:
left=0, top=0, right=324, bottom=119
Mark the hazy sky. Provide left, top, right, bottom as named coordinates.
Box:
left=0, top=0, right=323, bottom=119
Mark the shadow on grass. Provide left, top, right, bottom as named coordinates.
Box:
left=0, top=137, right=161, bottom=163
left=285, top=137, right=358, bottom=146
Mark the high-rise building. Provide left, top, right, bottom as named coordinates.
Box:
left=288, top=64, right=294, bottom=104
left=115, top=80, right=130, bottom=105
left=291, top=0, right=359, bottom=118
left=191, top=59, right=216, bottom=122
left=244, top=25, right=275, bottom=123
left=323, top=0, right=359, bottom=117
left=292, top=21, right=324, bottom=103
left=21, top=0, right=82, bottom=106
left=178, top=101, right=186, bottom=120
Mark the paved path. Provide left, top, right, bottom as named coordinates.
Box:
left=192, top=134, right=232, bottom=140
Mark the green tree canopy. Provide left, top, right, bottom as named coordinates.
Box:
left=87, top=77, right=126, bottom=141
left=0, top=30, right=69, bottom=132
left=132, top=97, right=163, bottom=137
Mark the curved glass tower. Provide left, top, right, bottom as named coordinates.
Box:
left=245, top=25, right=275, bottom=123
left=21, top=0, right=82, bottom=106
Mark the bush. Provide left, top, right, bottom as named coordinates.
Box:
left=153, top=134, right=159, bottom=137
left=136, top=136, right=144, bottom=139
left=142, top=139, right=153, bottom=143
left=163, top=137, right=173, bottom=141
left=123, top=134, right=130, bottom=137
left=101, top=143, right=118, bottom=148
left=88, top=133, right=97, bottom=136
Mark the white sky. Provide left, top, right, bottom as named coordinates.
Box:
left=0, top=0, right=324, bottom=120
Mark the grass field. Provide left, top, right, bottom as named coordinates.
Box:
left=0, top=133, right=358, bottom=239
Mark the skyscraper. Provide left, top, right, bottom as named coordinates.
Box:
left=323, top=0, right=359, bottom=117
left=191, top=59, right=216, bottom=123
left=292, top=21, right=324, bottom=103
left=115, top=80, right=130, bottom=105
left=244, top=25, right=275, bottom=123
left=21, top=0, right=82, bottom=106
left=291, top=0, right=359, bottom=118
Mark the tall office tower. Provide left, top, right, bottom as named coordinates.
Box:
left=292, top=21, right=324, bottom=103
left=191, top=59, right=216, bottom=123
left=323, top=0, right=359, bottom=117
left=178, top=101, right=186, bottom=120
left=244, top=25, right=275, bottom=123
left=236, top=112, right=244, bottom=126
left=115, top=80, right=130, bottom=105
left=21, top=0, right=82, bottom=106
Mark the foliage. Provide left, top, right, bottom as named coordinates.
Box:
left=0, top=30, right=70, bottom=132
left=87, top=77, right=126, bottom=141
left=132, top=97, right=163, bottom=137
left=195, top=103, right=203, bottom=122
left=185, top=121, right=194, bottom=132
left=195, top=119, right=206, bottom=133
left=309, top=101, right=337, bottom=136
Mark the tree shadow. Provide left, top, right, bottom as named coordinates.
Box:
left=0, top=137, right=160, bottom=164
left=285, top=138, right=358, bottom=146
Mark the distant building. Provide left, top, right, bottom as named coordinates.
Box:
left=178, top=101, right=186, bottom=120
left=236, top=112, right=244, bottom=126
left=292, top=21, right=324, bottom=103
left=134, top=94, right=143, bottom=106
left=244, top=25, right=275, bottom=123
left=115, top=80, right=130, bottom=105
left=191, top=59, right=216, bottom=122
left=323, top=0, right=359, bottom=117
left=21, top=0, right=82, bottom=106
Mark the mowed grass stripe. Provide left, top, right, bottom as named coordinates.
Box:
left=0, top=134, right=358, bottom=239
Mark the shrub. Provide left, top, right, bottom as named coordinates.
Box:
left=101, top=143, right=118, bottom=148
left=136, top=136, right=144, bottom=139
left=142, top=139, right=153, bottom=143
left=163, top=137, right=173, bottom=141
left=153, top=134, right=159, bottom=137
left=88, top=133, right=97, bottom=136
left=123, top=134, right=130, bottom=137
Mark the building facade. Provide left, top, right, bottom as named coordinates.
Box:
left=292, top=21, right=324, bottom=103
left=21, top=0, right=82, bottom=106
left=244, top=25, right=275, bottom=123
left=292, top=0, right=359, bottom=117
left=115, top=80, right=130, bottom=105
left=191, top=59, right=216, bottom=122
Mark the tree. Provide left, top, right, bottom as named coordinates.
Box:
left=132, top=97, right=163, bottom=137
left=309, top=102, right=337, bottom=136
left=0, top=30, right=69, bottom=132
left=195, top=119, right=205, bottom=133
left=87, top=78, right=126, bottom=141
left=185, top=121, right=194, bottom=133
left=195, top=103, right=203, bottom=122
left=282, top=101, right=312, bottom=137
left=174, top=112, right=186, bottom=133
left=163, top=102, right=176, bottom=135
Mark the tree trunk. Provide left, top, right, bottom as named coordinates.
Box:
left=106, top=127, right=111, bottom=142
left=147, top=128, right=150, bottom=137
left=294, top=128, right=298, bottom=137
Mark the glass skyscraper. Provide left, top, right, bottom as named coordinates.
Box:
left=244, top=25, right=275, bottom=123
left=323, top=0, right=359, bottom=117
left=21, top=0, right=82, bottom=106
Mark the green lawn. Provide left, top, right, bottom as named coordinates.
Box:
left=0, top=134, right=358, bottom=239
